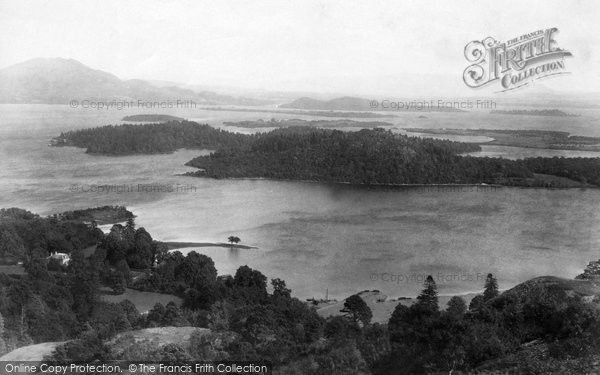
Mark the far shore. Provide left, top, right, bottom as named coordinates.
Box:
left=313, top=289, right=483, bottom=324
left=165, top=241, right=258, bottom=250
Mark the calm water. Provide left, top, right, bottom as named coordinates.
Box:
left=1, top=104, right=599, bottom=299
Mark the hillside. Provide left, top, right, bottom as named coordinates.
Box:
left=108, top=327, right=208, bottom=350
left=0, top=58, right=267, bottom=105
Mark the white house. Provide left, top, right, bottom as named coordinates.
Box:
left=48, top=252, right=70, bottom=266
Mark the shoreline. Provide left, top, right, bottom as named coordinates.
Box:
left=181, top=174, right=598, bottom=189
left=312, top=289, right=484, bottom=324
left=165, top=241, right=258, bottom=250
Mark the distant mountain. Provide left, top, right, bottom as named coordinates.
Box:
left=0, top=58, right=269, bottom=105
left=280, top=96, right=464, bottom=112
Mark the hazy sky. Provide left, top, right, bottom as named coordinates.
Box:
left=1, top=0, right=599, bottom=96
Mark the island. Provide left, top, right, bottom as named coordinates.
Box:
left=185, top=127, right=600, bottom=188
left=200, top=106, right=398, bottom=118
left=52, top=121, right=600, bottom=187
left=50, top=121, right=249, bottom=155
left=224, top=118, right=393, bottom=129
left=55, top=205, right=135, bottom=224
left=121, top=114, right=184, bottom=122
left=404, top=128, right=600, bottom=151
left=490, top=109, right=578, bottom=117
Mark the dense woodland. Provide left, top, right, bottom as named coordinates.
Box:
left=0, top=208, right=103, bottom=263
left=188, top=127, right=600, bottom=186
left=0, top=207, right=599, bottom=373
left=55, top=206, right=134, bottom=224
left=186, top=127, right=535, bottom=185
left=522, top=157, right=600, bottom=185
left=52, top=121, right=252, bottom=155
left=54, top=121, right=600, bottom=187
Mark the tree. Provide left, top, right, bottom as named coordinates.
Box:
left=483, top=274, right=499, bottom=301
left=447, top=296, right=467, bottom=317
left=119, top=300, right=142, bottom=329
left=175, top=251, right=217, bottom=289
left=127, top=228, right=154, bottom=269
left=162, top=301, right=188, bottom=327
left=324, top=316, right=359, bottom=341
left=102, top=229, right=127, bottom=265
left=24, top=257, right=51, bottom=291
left=271, top=278, right=291, bottom=299
left=111, top=271, right=126, bottom=295
left=0, top=222, right=26, bottom=261
left=416, top=275, right=438, bottom=312
left=233, top=265, right=268, bottom=302
left=68, top=249, right=98, bottom=320
left=125, top=217, right=135, bottom=231
left=115, top=259, right=131, bottom=284
left=342, top=294, right=372, bottom=326
left=469, top=295, right=484, bottom=312
left=152, top=241, right=169, bottom=266
left=147, top=303, right=166, bottom=326
left=228, top=236, right=241, bottom=245
left=183, top=284, right=220, bottom=311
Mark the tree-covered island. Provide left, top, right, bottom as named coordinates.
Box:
left=51, top=121, right=600, bottom=187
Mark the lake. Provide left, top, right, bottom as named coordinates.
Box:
left=1, top=104, right=599, bottom=300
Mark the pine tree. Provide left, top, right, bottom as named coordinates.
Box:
left=125, top=217, right=135, bottom=231
left=468, top=295, right=484, bottom=312
left=416, top=275, right=438, bottom=311
left=483, top=273, right=499, bottom=301
left=147, top=303, right=166, bottom=326
left=446, top=296, right=467, bottom=317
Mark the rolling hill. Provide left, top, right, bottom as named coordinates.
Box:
left=0, top=58, right=268, bottom=105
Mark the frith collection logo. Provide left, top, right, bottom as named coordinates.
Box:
left=463, top=28, right=572, bottom=92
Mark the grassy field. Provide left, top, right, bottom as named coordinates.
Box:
left=110, top=326, right=208, bottom=348
left=100, top=287, right=183, bottom=313
left=0, top=264, right=25, bottom=275
left=0, top=341, right=66, bottom=361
